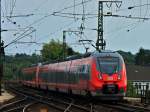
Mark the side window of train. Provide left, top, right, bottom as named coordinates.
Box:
left=77, top=65, right=82, bottom=78
left=77, top=65, right=81, bottom=74
left=87, top=65, right=91, bottom=80
left=118, top=59, right=123, bottom=71
left=77, top=65, right=90, bottom=80
left=85, top=65, right=91, bottom=80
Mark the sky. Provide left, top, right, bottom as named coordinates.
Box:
left=1, top=0, right=150, bottom=55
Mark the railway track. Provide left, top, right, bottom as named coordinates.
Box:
left=94, top=102, right=150, bottom=112
left=0, top=99, right=33, bottom=112
left=5, top=84, right=94, bottom=112
left=4, top=83, right=150, bottom=112
left=0, top=85, right=38, bottom=112
left=23, top=102, right=38, bottom=112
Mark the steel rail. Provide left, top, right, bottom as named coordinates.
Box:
left=98, top=103, right=150, bottom=112
left=118, top=103, right=150, bottom=112
left=3, top=105, right=27, bottom=112
left=23, top=102, right=37, bottom=112
left=6, top=84, right=93, bottom=112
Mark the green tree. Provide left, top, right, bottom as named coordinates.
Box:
left=4, top=53, right=41, bottom=80
left=117, top=50, right=135, bottom=64
left=41, top=39, right=78, bottom=61
left=135, top=48, right=150, bottom=65
left=41, top=39, right=63, bottom=61
left=126, top=81, right=137, bottom=97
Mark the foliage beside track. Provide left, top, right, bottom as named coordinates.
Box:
left=135, top=48, right=150, bottom=65
left=4, top=54, right=42, bottom=80
left=118, top=48, right=150, bottom=65
left=117, top=50, right=135, bottom=64
left=126, top=81, right=137, bottom=97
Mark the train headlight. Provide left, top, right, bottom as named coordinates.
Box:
left=118, top=75, right=121, bottom=80
left=98, top=73, right=102, bottom=79
left=118, top=72, right=121, bottom=80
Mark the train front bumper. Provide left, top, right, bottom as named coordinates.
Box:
left=91, top=86, right=126, bottom=100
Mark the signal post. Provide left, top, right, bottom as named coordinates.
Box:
left=0, top=0, right=5, bottom=96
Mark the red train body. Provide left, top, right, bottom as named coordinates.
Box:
left=21, top=51, right=127, bottom=100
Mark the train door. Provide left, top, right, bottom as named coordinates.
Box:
left=36, top=63, right=41, bottom=87
left=55, top=63, right=59, bottom=91
left=80, top=59, right=91, bottom=94
left=68, top=61, right=73, bottom=91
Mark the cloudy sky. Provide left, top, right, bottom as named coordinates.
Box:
left=1, top=0, right=150, bottom=55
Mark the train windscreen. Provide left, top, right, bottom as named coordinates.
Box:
left=97, top=57, right=119, bottom=74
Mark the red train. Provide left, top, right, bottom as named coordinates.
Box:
left=20, top=50, right=127, bottom=100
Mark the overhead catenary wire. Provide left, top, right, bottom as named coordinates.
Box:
left=23, top=0, right=92, bottom=45
left=52, top=12, right=150, bottom=20
left=4, top=0, right=8, bottom=17
left=24, top=0, right=93, bottom=29
left=73, top=0, right=76, bottom=20
left=10, top=0, right=17, bottom=17
left=139, top=0, right=142, bottom=20
left=116, top=3, right=150, bottom=12
left=143, top=0, right=149, bottom=19
left=2, top=0, right=94, bottom=40
left=73, top=32, right=88, bottom=51
left=5, top=28, right=36, bottom=48
left=35, top=20, right=78, bottom=44
left=32, top=0, right=49, bottom=13
left=3, top=0, right=150, bottom=55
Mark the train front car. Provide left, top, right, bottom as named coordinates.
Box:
left=90, top=51, right=127, bottom=100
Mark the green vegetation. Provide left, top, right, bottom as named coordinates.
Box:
left=126, top=81, right=137, bottom=97
left=41, top=39, right=78, bottom=61
left=117, top=48, right=150, bottom=66
left=4, top=54, right=41, bottom=80
left=135, top=48, right=150, bottom=65
left=117, top=50, right=135, bottom=64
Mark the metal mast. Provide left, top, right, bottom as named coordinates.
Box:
left=0, top=0, right=5, bottom=96
left=0, top=0, right=2, bottom=96
left=96, top=1, right=122, bottom=51
left=96, top=1, right=105, bottom=51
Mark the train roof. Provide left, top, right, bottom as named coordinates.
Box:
left=91, top=50, right=122, bottom=58
left=65, top=50, right=121, bottom=60
left=27, top=50, right=123, bottom=67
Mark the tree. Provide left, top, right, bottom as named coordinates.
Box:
left=41, top=39, right=63, bottom=61
left=135, top=48, right=150, bottom=65
left=117, top=50, right=135, bottom=64
left=4, top=53, right=41, bottom=80
left=126, top=81, right=137, bottom=97
left=41, top=39, right=78, bottom=61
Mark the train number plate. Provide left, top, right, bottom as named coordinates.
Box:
left=107, top=77, right=113, bottom=81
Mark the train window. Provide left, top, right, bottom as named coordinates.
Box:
left=97, top=57, right=119, bottom=75
left=77, top=65, right=90, bottom=80
left=87, top=65, right=90, bottom=73
left=23, top=71, right=35, bottom=81
left=87, top=65, right=91, bottom=79
left=82, top=65, right=86, bottom=73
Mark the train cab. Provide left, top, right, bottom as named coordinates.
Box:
left=90, top=51, right=127, bottom=100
